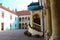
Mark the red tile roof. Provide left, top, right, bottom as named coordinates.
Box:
left=0, top=4, right=30, bottom=16
left=0, top=4, right=16, bottom=14
left=16, top=11, right=30, bottom=16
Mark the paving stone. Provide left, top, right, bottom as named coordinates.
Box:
left=0, top=29, right=44, bottom=40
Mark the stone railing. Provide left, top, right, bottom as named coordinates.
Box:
left=28, top=26, right=43, bottom=36
left=29, top=22, right=41, bottom=32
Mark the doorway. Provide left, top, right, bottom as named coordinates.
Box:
left=1, top=23, right=4, bottom=30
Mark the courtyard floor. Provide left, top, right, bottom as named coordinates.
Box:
left=0, top=29, right=44, bottom=40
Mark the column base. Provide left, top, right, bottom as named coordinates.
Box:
left=49, top=35, right=60, bottom=40
left=49, top=35, right=53, bottom=40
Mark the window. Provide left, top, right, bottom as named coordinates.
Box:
left=10, top=15, right=12, bottom=19
left=25, top=23, right=28, bottom=29
left=2, top=11, right=4, bottom=18
left=22, top=23, right=24, bottom=29
left=25, top=23, right=27, bottom=27
left=25, top=17, right=27, bottom=21
left=22, top=17, right=24, bottom=21
left=1, top=23, right=4, bottom=27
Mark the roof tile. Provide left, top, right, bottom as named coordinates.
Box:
left=16, top=11, right=30, bottom=16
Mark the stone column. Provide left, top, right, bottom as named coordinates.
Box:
left=20, top=23, right=21, bottom=28
left=44, top=0, right=52, bottom=40
left=24, top=17, right=25, bottom=29
left=50, top=0, right=60, bottom=40
left=40, top=10, right=43, bottom=31
left=21, top=17, right=22, bottom=29
left=24, top=23, right=25, bottom=29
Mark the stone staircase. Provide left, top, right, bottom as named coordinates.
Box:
left=29, top=22, right=41, bottom=32
left=28, top=22, right=43, bottom=36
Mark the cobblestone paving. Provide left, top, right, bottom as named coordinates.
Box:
left=0, top=29, right=44, bottom=40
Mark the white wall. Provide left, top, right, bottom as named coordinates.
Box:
left=0, top=8, right=19, bottom=30
left=19, top=14, right=31, bottom=29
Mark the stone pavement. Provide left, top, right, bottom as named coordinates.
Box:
left=0, top=29, right=44, bottom=40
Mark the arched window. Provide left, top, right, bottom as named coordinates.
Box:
left=25, top=23, right=28, bottom=29
left=19, top=23, right=21, bottom=29
left=25, top=17, right=27, bottom=21
left=22, top=17, right=24, bottom=21
left=19, top=17, right=21, bottom=21
left=22, top=23, right=24, bottom=29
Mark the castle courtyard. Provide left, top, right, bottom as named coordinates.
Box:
left=0, top=29, right=44, bottom=40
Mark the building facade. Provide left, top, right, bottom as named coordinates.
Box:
left=0, top=4, right=19, bottom=30
left=16, top=11, right=30, bottom=29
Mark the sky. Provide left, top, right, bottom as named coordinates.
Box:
left=0, top=0, right=38, bottom=11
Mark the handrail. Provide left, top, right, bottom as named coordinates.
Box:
left=33, top=22, right=41, bottom=27
left=29, top=22, right=41, bottom=32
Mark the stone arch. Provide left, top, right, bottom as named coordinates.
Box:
left=33, top=14, right=40, bottom=25
left=22, top=17, right=24, bottom=21
left=25, top=17, right=27, bottom=21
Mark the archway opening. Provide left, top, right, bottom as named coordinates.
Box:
left=33, top=14, right=40, bottom=25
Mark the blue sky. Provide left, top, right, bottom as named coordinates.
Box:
left=0, top=0, right=38, bottom=11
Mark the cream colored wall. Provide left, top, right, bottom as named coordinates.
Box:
left=30, top=10, right=43, bottom=31
left=19, top=15, right=30, bottom=23
left=28, top=10, right=44, bottom=35
left=29, top=11, right=33, bottom=27
left=19, top=15, right=31, bottom=29
left=30, top=10, right=41, bottom=27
